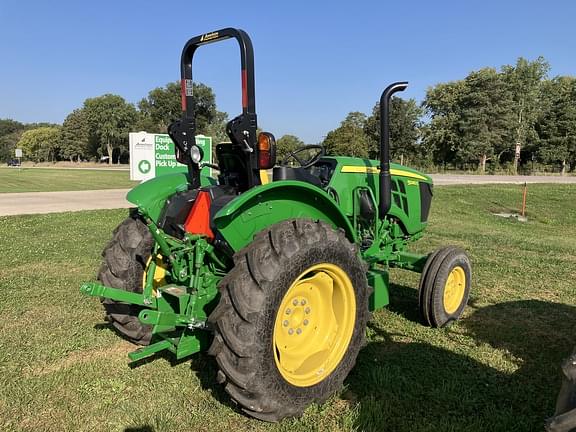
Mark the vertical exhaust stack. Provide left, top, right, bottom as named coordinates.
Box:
left=379, top=81, right=408, bottom=217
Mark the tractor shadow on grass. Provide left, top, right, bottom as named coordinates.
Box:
left=191, top=352, right=241, bottom=411
left=386, top=282, right=483, bottom=324
left=347, top=299, right=576, bottom=432
left=94, top=321, right=243, bottom=415
left=386, top=283, right=421, bottom=323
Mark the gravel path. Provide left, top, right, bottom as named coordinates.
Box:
left=0, top=189, right=131, bottom=216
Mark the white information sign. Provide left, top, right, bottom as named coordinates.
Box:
left=129, top=132, right=212, bottom=182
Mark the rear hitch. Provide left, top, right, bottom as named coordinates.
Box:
left=80, top=281, right=211, bottom=362
left=80, top=282, right=157, bottom=308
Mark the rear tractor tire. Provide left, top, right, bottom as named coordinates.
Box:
left=208, top=219, right=370, bottom=421
left=98, top=214, right=160, bottom=345
left=418, top=246, right=471, bottom=327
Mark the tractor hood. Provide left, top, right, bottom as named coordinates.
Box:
left=326, top=156, right=432, bottom=184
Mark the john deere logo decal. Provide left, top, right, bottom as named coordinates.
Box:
left=138, top=160, right=151, bottom=174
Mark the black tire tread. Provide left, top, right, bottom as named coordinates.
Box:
left=208, top=219, right=370, bottom=422
left=419, top=246, right=471, bottom=328
left=429, top=248, right=472, bottom=327
left=419, top=246, right=457, bottom=326
left=97, top=214, right=154, bottom=345
left=417, top=247, right=444, bottom=326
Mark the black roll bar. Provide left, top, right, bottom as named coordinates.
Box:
left=168, top=28, right=258, bottom=188
left=180, top=28, right=256, bottom=117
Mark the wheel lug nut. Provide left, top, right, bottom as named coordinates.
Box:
left=288, top=328, right=294, bottom=335
left=305, top=307, right=311, bottom=314
left=301, top=299, right=306, bottom=306
left=283, top=320, right=289, bottom=327
left=303, top=319, right=309, bottom=326
left=285, top=308, right=291, bottom=315
left=296, top=328, right=302, bottom=335
left=292, top=299, right=298, bottom=306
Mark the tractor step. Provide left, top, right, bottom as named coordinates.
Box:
left=128, top=339, right=174, bottom=362
left=128, top=332, right=207, bottom=362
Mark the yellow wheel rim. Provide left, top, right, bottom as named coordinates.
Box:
left=443, top=266, right=466, bottom=314
left=142, top=254, right=168, bottom=291
left=272, top=263, right=356, bottom=387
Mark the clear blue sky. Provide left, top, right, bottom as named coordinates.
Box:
left=1, top=0, right=575, bottom=143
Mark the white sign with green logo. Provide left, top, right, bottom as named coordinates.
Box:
left=129, top=132, right=212, bottom=181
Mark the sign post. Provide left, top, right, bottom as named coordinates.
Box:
left=129, top=132, right=212, bottom=182
left=15, top=148, right=22, bottom=171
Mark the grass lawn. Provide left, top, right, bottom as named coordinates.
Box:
left=0, top=184, right=575, bottom=432
left=0, top=167, right=137, bottom=193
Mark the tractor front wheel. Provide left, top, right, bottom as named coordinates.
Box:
left=418, top=246, right=472, bottom=327
left=208, top=219, right=370, bottom=421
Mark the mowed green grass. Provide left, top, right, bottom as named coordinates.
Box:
left=0, top=168, right=137, bottom=193
left=0, top=184, right=575, bottom=432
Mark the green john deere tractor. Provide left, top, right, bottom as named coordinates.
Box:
left=81, top=28, right=472, bottom=421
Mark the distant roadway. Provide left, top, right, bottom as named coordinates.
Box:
left=0, top=189, right=131, bottom=216
left=430, top=174, right=576, bottom=185
left=0, top=175, right=575, bottom=216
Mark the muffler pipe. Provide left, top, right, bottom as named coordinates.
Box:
left=379, top=81, right=408, bottom=217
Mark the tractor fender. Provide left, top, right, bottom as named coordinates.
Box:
left=213, top=181, right=357, bottom=252
left=126, top=172, right=217, bottom=222
left=126, top=173, right=190, bottom=222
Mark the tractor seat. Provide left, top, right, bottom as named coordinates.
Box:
left=272, top=166, right=322, bottom=187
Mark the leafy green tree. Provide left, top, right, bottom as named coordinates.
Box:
left=536, top=77, right=576, bottom=174
left=0, top=119, right=25, bottom=161
left=25, top=122, right=61, bottom=129
left=137, top=81, right=181, bottom=133
left=422, top=80, right=467, bottom=167
left=204, top=110, right=229, bottom=146
left=61, top=109, right=90, bottom=162
left=138, top=81, right=225, bottom=134
left=83, top=94, right=137, bottom=164
left=424, top=57, right=550, bottom=172
left=501, top=57, right=550, bottom=171
left=134, top=111, right=159, bottom=133
left=17, top=127, right=61, bottom=162
left=0, top=133, right=20, bottom=161
left=364, top=97, right=424, bottom=164
left=322, top=112, right=369, bottom=158
left=276, top=134, right=304, bottom=162
left=457, top=68, right=514, bottom=172
left=0, top=119, right=23, bottom=137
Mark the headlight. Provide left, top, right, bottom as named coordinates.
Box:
left=190, top=145, right=203, bottom=164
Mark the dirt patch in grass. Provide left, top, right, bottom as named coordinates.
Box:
left=23, top=340, right=133, bottom=378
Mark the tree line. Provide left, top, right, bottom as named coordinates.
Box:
left=3, top=56, right=575, bottom=173
left=1, top=82, right=228, bottom=164
left=322, top=57, right=576, bottom=174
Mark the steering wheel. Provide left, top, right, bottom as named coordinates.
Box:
left=280, top=145, right=325, bottom=169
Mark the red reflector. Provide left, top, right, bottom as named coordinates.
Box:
left=241, top=69, right=248, bottom=109
left=184, top=191, right=214, bottom=240
left=259, top=150, right=270, bottom=168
